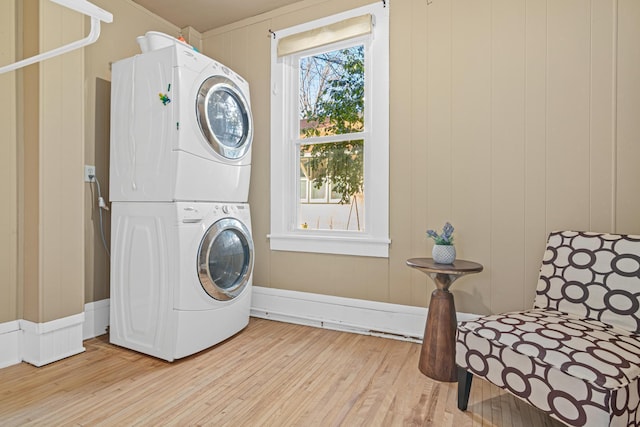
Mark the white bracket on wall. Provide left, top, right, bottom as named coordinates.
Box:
left=0, top=0, right=113, bottom=75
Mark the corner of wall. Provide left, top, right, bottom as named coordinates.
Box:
left=180, top=26, right=203, bottom=52
left=20, top=313, right=86, bottom=367
left=0, top=301, right=109, bottom=370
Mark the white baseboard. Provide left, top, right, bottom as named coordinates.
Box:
left=83, top=299, right=110, bottom=340
left=251, top=286, right=425, bottom=341
left=251, top=286, right=478, bottom=342
left=250, top=286, right=480, bottom=342
left=0, top=313, right=87, bottom=369
left=0, top=321, right=21, bottom=369
left=21, top=313, right=86, bottom=367
left=0, top=289, right=480, bottom=370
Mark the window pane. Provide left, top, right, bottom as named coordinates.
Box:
left=330, top=185, right=342, bottom=203
left=299, top=158, right=309, bottom=202
left=298, top=140, right=365, bottom=231
left=299, top=45, right=365, bottom=139
left=300, top=178, right=308, bottom=202
left=310, top=180, right=328, bottom=201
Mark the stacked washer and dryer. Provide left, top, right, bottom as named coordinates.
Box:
left=109, top=32, right=254, bottom=362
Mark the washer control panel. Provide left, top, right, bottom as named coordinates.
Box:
left=178, top=203, right=247, bottom=223
left=180, top=206, right=203, bottom=223
left=216, top=204, right=240, bottom=215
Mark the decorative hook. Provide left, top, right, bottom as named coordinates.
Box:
left=268, top=29, right=276, bottom=39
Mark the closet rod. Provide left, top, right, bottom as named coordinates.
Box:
left=0, top=0, right=112, bottom=74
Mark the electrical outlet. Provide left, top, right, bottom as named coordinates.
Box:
left=84, top=165, right=96, bottom=182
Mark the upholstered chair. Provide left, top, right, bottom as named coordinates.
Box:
left=456, top=231, right=640, bottom=426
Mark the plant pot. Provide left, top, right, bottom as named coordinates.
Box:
left=432, top=244, right=456, bottom=264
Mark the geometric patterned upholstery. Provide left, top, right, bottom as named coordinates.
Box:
left=534, top=231, right=640, bottom=334
left=456, top=231, right=640, bottom=427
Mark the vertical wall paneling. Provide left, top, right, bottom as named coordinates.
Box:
left=616, top=0, right=640, bottom=234
left=589, top=0, right=615, bottom=233
left=450, top=0, right=493, bottom=314
left=230, top=27, right=249, bottom=79
left=425, top=0, right=453, bottom=225
left=546, top=1, right=591, bottom=231
left=208, top=31, right=235, bottom=66
left=490, top=0, right=526, bottom=314
left=91, top=77, right=111, bottom=303
left=408, top=0, right=429, bottom=308
left=40, top=0, right=85, bottom=321
left=523, top=0, right=548, bottom=308
left=22, top=0, right=41, bottom=322
left=41, top=0, right=65, bottom=320
left=0, top=0, right=18, bottom=323
left=425, top=0, right=454, bottom=305
left=389, top=0, right=416, bottom=305
left=245, top=20, right=273, bottom=293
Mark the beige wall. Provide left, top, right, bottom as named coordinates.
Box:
left=4, top=0, right=637, bottom=324
left=0, top=1, right=18, bottom=323
left=202, top=0, right=640, bottom=315
left=1, top=0, right=176, bottom=324
left=21, top=0, right=40, bottom=322
left=0, top=0, right=85, bottom=324
left=617, top=0, right=640, bottom=230
left=83, top=0, right=179, bottom=304
left=40, top=0, right=86, bottom=322
left=15, top=0, right=86, bottom=323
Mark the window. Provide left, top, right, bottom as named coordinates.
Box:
left=270, top=2, right=389, bottom=257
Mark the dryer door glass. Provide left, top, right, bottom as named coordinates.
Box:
left=198, top=217, right=254, bottom=301
left=197, top=76, right=253, bottom=160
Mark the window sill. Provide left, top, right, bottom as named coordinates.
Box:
left=268, top=233, right=390, bottom=258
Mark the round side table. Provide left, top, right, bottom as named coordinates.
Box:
left=406, top=258, right=483, bottom=382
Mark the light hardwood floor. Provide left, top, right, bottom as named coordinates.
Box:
left=0, top=318, right=563, bottom=426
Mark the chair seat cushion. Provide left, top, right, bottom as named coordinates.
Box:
left=458, top=308, right=640, bottom=389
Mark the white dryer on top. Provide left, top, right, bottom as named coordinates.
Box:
left=110, top=32, right=253, bottom=203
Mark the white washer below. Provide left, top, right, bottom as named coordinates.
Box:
left=109, top=201, right=253, bottom=361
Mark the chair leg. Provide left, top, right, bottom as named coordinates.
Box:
left=457, top=366, right=473, bottom=411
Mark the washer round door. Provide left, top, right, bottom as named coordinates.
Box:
left=197, top=218, right=254, bottom=301
left=196, top=75, right=253, bottom=160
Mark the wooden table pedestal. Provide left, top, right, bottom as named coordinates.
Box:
left=406, top=258, right=483, bottom=382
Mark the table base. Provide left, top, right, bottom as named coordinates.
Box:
left=419, top=289, right=458, bottom=382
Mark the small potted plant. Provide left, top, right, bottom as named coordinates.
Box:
left=426, top=222, right=456, bottom=264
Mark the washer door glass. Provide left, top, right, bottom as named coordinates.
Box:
left=198, top=218, right=254, bottom=301
left=197, top=76, right=253, bottom=160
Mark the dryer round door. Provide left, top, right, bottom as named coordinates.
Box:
left=196, top=76, right=253, bottom=160
left=197, top=217, right=254, bottom=301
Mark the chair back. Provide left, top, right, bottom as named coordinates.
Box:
left=534, top=230, right=640, bottom=333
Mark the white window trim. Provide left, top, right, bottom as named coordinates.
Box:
left=269, top=2, right=389, bottom=258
